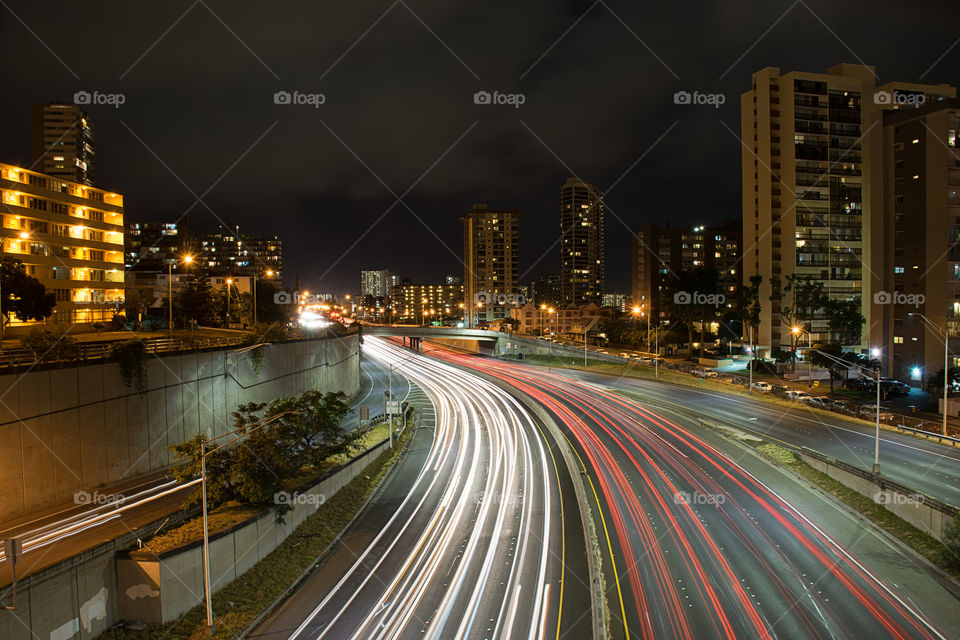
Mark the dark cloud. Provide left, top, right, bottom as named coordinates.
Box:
left=1, top=0, right=958, bottom=293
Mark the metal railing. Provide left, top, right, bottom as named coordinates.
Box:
left=0, top=334, right=246, bottom=370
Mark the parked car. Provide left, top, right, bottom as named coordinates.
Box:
left=785, top=389, right=811, bottom=401
left=802, top=395, right=831, bottom=409
left=691, top=367, right=719, bottom=378
left=843, top=377, right=866, bottom=391
left=752, top=381, right=773, bottom=392
left=770, top=384, right=790, bottom=396
left=880, top=379, right=910, bottom=396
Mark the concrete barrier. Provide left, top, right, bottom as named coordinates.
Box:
left=116, top=438, right=389, bottom=624
left=0, top=510, right=195, bottom=640
left=0, top=334, right=360, bottom=521
left=799, top=447, right=957, bottom=541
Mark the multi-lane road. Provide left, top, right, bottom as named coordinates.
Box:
left=554, top=365, right=960, bottom=507
left=252, top=337, right=591, bottom=639
left=431, top=345, right=956, bottom=639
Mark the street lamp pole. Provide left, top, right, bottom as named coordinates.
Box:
left=168, top=261, right=173, bottom=333
left=199, top=438, right=213, bottom=635
left=388, top=364, right=394, bottom=449
left=195, top=410, right=300, bottom=635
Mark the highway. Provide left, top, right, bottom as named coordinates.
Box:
left=432, top=346, right=954, bottom=639
left=549, top=365, right=960, bottom=507
left=252, top=337, right=591, bottom=639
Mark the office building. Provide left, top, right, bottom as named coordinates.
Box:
left=31, top=102, right=95, bottom=186
left=877, top=99, right=960, bottom=381
left=0, top=162, right=123, bottom=324
left=741, top=64, right=955, bottom=356
left=632, top=221, right=741, bottom=324
left=461, top=203, right=521, bottom=326
left=560, top=177, right=604, bottom=304
left=361, top=269, right=392, bottom=298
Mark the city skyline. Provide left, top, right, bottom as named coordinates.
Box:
left=0, top=2, right=957, bottom=294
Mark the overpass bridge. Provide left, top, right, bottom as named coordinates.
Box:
left=358, top=323, right=509, bottom=353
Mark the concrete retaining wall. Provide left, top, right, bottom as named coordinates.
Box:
left=116, top=438, right=390, bottom=624
left=799, top=448, right=957, bottom=541
left=0, top=334, right=360, bottom=522
left=0, top=510, right=195, bottom=640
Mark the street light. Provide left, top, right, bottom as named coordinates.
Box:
left=225, top=279, right=233, bottom=327
left=195, top=409, right=301, bottom=635
left=252, top=269, right=274, bottom=327
left=909, top=312, right=950, bottom=436
left=792, top=325, right=814, bottom=388
left=168, top=254, right=193, bottom=332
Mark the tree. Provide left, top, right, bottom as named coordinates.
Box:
left=823, top=298, right=865, bottom=346
left=739, top=275, right=763, bottom=355
left=0, top=257, right=55, bottom=323
left=170, top=390, right=365, bottom=520
left=176, top=268, right=216, bottom=327
left=770, top=274, right=827, bottom=368
left=664, top=267, right=721, bottom=359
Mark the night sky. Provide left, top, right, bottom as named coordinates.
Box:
left=1, top=0, right=958, bottom=294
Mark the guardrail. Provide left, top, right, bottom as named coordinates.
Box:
left=0, top=334, right=246, bottom=370
left=895, top=424, right=960, bottom=446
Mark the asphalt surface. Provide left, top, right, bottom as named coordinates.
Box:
left=434, top=347, right=955, bottom=640
left=251, top=337, right=591, bottom=639
left=557, top=367, right=960, bottom=507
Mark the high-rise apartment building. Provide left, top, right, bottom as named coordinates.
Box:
left=632, top=221, right=741, bottom=324
left=31, top=102, right=95, bottom=186
left=126, top=222, right=185, bottom=271
left=361, top=269, right=392, bottom=298
left=741, top=64, right=955, bottom=356
left=461, top=203, right=521, bottom=326
left=0, top=163, right=124, bottom=324
left=528, top=272, right=561, bottom=307
left=878, top=99, right=960, bottom=381
left=198, top=232, right=283, bottom=278
left=390, top=282, right=464, bottom=322
left=560, top=177, right=604, bottom=304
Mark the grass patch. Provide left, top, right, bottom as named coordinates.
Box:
left=142, top=422, right=395, bottom=555
left=97, top=423, right=415, bottom=640
left=751, top=442, right=957, bottom=578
